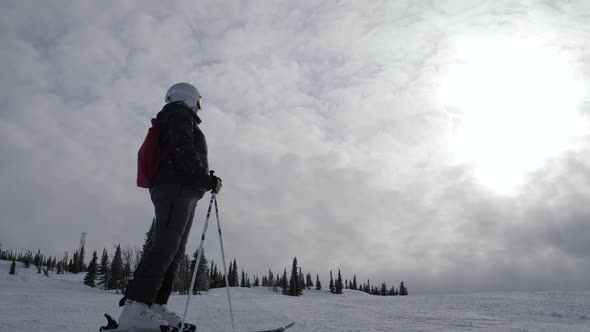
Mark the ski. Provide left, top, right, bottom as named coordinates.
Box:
left=158, top=324, right=197, bottom=332
left=160, top=321, right=295, bottom=332
left=246, top=322, right=295, bottom=332
left=98, top=327, right=193, bottom=332
left=100, top=313, right=293, bottom=332
left=99, top=313, right=196, bottom=332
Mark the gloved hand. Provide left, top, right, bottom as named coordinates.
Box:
left=211, top=176, right=222, bottom=193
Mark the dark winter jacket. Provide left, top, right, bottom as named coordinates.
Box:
left=150, top=102, right=214, bottom=192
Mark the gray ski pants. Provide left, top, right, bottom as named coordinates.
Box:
left=126, top=183, right=205, bottom=305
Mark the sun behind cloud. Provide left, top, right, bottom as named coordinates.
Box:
left=438, top=36, right=586, bottom=195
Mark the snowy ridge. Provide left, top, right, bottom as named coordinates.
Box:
left=1, top=260, right=589, bottom=331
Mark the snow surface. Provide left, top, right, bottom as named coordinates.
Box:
left=1, top=260, right=589, bottom=332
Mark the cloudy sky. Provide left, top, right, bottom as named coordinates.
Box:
left=1, top=0, right=589, bottom=294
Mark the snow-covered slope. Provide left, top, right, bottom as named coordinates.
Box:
left=1, top=260, right=589, bottom=332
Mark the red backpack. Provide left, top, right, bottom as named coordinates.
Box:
left=137, top=119, right=162, bottom=188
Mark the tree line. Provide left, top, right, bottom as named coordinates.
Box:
left=272, top=257, right=409, bottom=297
left=1, top=224, right=409, bottom=297
left=1, top=246, right=86, bottom=276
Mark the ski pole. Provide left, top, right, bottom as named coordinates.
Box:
left=214, top=194, right=236, bottom=331
left=181, top=187, right=215, bottom=330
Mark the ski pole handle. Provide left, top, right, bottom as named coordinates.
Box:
left=210, top=170, right=221, bottom=194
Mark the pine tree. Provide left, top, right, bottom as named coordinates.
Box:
left=9, top=259, right=16, bottom=275
left=316, top=274, right=322, bottom=290
left=71, top=250, right=81, bottom=274
left=232, top=260, right=239, bottom=287
left=84, top=251, right=99, bottom=287
left=254, top=275, right=260, bottom=287
left=352, top=275, right=357, bottom=290
left=109, top=245, right=124, bottom=292
left=272, top=273, right=279, bottom=292
left=174, top=254, right=191, bottom=294
left=63, top=251, right=70, bottom=273
left=241, top=269, right=246, bottom=288
left=56, top=254, right=63, bottom=273
left=305, top=272, right=313, bottom=289
left=68, top=256, right=75, bottom=273
left=209, top=262, right=219, bottom=289
left=34, top=250, right=45, bottom=274
left=192, top=249, right=209, bottom=293
left=281, top=268, right=288, bottom=295
left=227, top=260, right=233, bottom=286
left=389, top=286, right=397, bottom=296
left=228, top=259, right=239, bottom=287
left=56, top=261, right=63, bottom=274
left=288, top=257, right=302, bottom=296
left=52, top=257, right=57, bottom=272
left=45, top=256, right=52, bottom=272
left=97, top=249, right=110, bottom=289
left=329, top=271, right=335, bottom=294
left=24, top=251, right=32, bottom=268
left=33, top=250, right=41, bottom=267
left=207, top=261, right=215, bottom=289
left=335, top=270, right=343, bottom=294
left=380, top=283, right=388, bottom=296
left=78, top=245, right=86, bottom=272
left=268, top=269, right=274, bottom=287
left=208, top=261, right=215, bottom=289
left=298, top=267, right=304, bottom=293
left=123, top=261, right=132, bottom=291
left=399, top=281, right=408, bottom=296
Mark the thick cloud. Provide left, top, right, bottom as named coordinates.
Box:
left=1, top=0, right=589, bottom=293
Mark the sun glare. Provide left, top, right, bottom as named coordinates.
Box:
left=439, top=36, right=585, bottom=195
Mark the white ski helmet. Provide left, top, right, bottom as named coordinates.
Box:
left=165, top=82, right=201, bottom=111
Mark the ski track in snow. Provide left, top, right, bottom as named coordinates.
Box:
left=1, top=261, right=589, bottom=332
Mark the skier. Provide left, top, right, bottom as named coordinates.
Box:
left=118, top=82, right=223, bottom=331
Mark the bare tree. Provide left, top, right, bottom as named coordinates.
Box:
left=121, top=246, right=141, bottom=271
left=121, top=246, right=140, bottom=290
